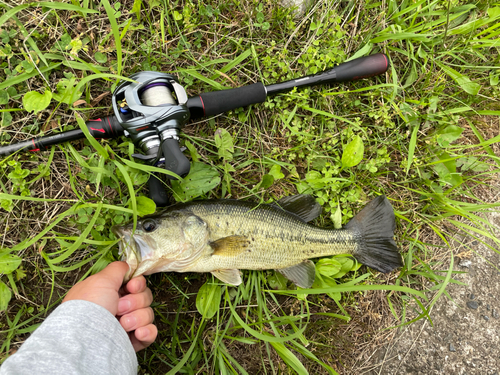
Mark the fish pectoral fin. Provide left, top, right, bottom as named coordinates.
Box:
left=273, top=194, right=322, bottom=223
left=211, top=269, right=242, bottom=285
left=210, top=235, right=250, bottom=256
left=277, top=260, right=316, bottom=289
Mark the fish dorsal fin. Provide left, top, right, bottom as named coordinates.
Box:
left=277, top=260, right=316, bottom=288
left=211, top=269, right=242, bottom=285
left=273, top=194, right=322, bottom=223
left=210, top=235, right=250, bottom=256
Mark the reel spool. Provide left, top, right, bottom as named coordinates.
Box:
left=112, top=71, right=191, bottom=206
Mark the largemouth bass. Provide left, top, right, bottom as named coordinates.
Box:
left=113, top=195, right=402, bottom=288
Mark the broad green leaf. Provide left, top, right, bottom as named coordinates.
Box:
left=305, top=170, right=326, bottom=189
left=214, top=128, right=234, bottom=161
left=173, top=11, right=183, bottom=20
left=490, top=72, right=499, bottom=86
left=0, top=281, right=11, bottom=312
left=53, top=77, right=83, bottom=105
left=433, top=152, right=463, bottom=186
left=256, top=174, right=274, bottom=190
left=331, top=257, right=354, bottom=278
left=456, top=157, right=489, bottom=173
left=0, top=90, right=8, bottom=105
left=0, top=198, right=14, bottom=212
left=1, top=112, right=12, bottom=127
left=22, top=90, right=52, bottom=113
left=316, top=258, right=342, bottom=277
left=171, top=162, right=221, bottom=202
left=95, top=52, right=107, bottom=63
left=0, top=254, right=22, bottom=274
left=341, top=135, right=364, bottom=168
left=437, top=125, right=464, bottom=148
left=132, top=196, right=156, bottom=216
left=196, top=281, right=221, bottom=319
left=267, top=272, right=288, bottom=290
left=268, top=165, right=285, bottom=180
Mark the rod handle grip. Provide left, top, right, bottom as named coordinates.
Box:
left=187, top=82, right=267, bottom=119
left=333, top=53, right=389, bottom=82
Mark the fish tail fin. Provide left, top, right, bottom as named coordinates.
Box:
left=346, top=195, right=403, bottom=273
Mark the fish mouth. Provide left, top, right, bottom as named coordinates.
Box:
left=112, top=225, right=142, bottom=282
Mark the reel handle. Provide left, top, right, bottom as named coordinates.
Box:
left=161, top=138, right=191, bottom=179
left=146, top=138, right=190, bottom=207
left=148, top=174, right=170, bottom=207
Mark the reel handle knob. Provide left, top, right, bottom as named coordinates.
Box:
left=148, top=174, right=170, bottom=207
left=161, top=138, right=190, bottom=179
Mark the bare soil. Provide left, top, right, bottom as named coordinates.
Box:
left=359, top=197, right=500, bottom=374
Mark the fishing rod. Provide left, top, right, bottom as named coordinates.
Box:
left=0, top=53, right=389, bottom=206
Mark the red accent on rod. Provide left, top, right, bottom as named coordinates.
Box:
left=90, top=127, right=105, bottom=133
left=382, top=54, right=389, bottom=70
left=199, top=96, right=206, bottom=117
left=88, top=118, right=102, bottom=122
left=106, top=117, right=113, bottom=134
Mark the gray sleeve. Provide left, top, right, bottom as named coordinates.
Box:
left=0, top=300, right=138, bottom=375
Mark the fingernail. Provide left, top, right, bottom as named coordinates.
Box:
left=118, top=299, right=131, bottom=314
left=123, top=315, right=137, bottom=330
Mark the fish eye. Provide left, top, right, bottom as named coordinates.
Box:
left=142, top=219, right=157, bottom=232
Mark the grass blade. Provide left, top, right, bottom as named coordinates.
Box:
left=100, top=0, right=122, bottom=75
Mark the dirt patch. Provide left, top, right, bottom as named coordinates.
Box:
left=361, top=203, right=500, bottom=374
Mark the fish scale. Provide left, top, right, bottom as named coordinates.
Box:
left=176, top=200, right=360, bottom=272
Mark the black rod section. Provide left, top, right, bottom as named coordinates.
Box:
left=187, top=53, right=389, bottom=119
left=0, top=116, right=124, bottom=157
left=265, top=53, right=389, bottom=95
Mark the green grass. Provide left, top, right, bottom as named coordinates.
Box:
left=1, top=0, right=500, bottom=373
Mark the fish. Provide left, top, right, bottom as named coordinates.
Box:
left=112, top=195, right=403, bottom=288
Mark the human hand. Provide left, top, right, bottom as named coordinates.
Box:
left=63, top=261, right=158, bottom=352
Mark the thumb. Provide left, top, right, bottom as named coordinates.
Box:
left=98, top=261, right=130, bottom=290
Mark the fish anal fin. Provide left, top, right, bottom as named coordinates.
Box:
left=210, top=235, right=250, bottom=256
left=274, top=194, right=322, bottom=222
left=211, top=269, right=242, bottom=285
left=277, top=260, right=316, bottom=289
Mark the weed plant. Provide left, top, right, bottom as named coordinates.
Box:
left=0, top=0, right=499, bottom=373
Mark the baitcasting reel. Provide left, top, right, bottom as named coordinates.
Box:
left=112, top=72, right=191, bottom=205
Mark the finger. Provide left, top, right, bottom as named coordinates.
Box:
left=130, top=324, right=158, bottom=352
left=120, top=275, right=147, bottom=296
left=120, top=307, right=154, bottom=332
left=97, top=261, right=130, bottom=290
left=117, top=288, right=153, bottom=316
